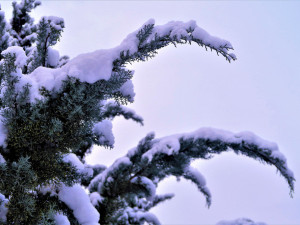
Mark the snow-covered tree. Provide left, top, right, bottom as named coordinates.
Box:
left=10, top=0, right=40, bottom=48
left=0, top=5, right=12, bottom=61
left=0, top=1, right=295, bottom=225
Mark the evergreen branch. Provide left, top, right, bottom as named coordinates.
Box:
left=113, top=20, right=236, bottom=73
left=101, top=101, right=144, bottom=125
left=88, top=128, right=294, bottom=223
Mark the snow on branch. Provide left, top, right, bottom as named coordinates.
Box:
left=101, top=100, right=144, bottom=125
left=127, top=209, right=161, bottom=225
left=144, top=193, right=174, bottom=211
left=54, top=212, right=70, bottom=225
left=117, top=19, right=236, bottom=65
left=19, top=19, right=235, bottom=102
left=1, top=46, right=28, bottom=69
left=131, top=176, right=156, bottom=201
left=139, top=127, right=294, bottom=194
left=58, top=184, right=100, bottom=225
left=88, top=127, right=294, bottom=224
left=0, top=193, right=8, bottom=223
left=183, top=166, right=211, bottom=207
left=93, top=120, right=115, bottom=148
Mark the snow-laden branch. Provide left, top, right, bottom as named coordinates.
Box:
left=138, top=127, right=294, bottom=193
left=87, top=127, right=294, bottom=224
left=93, top=120, right=115, bottom=148
left=101, top=100, right=144, bottom=125
left=58, top=184, right=99, bottom=225
left=183, top=166, right=211, bottom=206
left=2, top=19, right=235, bottom=103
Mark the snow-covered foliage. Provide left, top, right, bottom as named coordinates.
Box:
left=93, top=120, right=115, bottom=148
left=0, top=7, right=11, bottom=61
left=2, top=46, right=28, bottom=68
left=2, top=17, right=236, bottom=104
left=101, top=100, right=144, bottom=125
left=27, top=16, right=64, bottom=72
left=0, top=193, right=8, bottom=222
left=10, top=0, right=40, bottom=50
left=0, top=1, right=294, bottom=224
left=54, top=213, right=70, bottom=225
left=58, top=184, right=100, bottom=225
left=86, top=128, right=294, bottom=224
left=46, top=47, right=60, bottom=67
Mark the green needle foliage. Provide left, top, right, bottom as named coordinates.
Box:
left=0, top=1, right=294, bottom=225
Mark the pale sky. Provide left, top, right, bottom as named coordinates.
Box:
left=2, top=1, right=300, bottom=224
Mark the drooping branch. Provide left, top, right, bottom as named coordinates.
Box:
left=113, top=19, right=236, bottom=70
left=100, top=100, right=144, bottom=125
left=88, top=128, right=294, bottom=224
left=25, top=19, right=236, bottom=104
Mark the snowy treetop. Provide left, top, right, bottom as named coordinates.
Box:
left=40, top=16, right=64, bottom=31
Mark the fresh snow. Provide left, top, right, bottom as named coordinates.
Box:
left=58, top=184, right=100, bottom=225
left=63, top=153, right=85, bottom=171
left=142, top=135, right=181, bottom=162
left=0, top=193, right=8, bottom=222
left=63, top=153, right=93, bottom=177
left=0, top=154, right=5, bottom=164
left=46, top=47, right=60, bottom=67
left=37, top=183, right=57, bottom=197
left=0, top=15, right=291, bottom=225
left=54, top=213, right=70, bottom=225
left=131, top=176, right=156, bottom=201
left=185, top=166, right=207, bottom=186
left=89, top=156, right=132, bottom=192
left=135, top=127, right=294, bottom=189
left=184, top=166, right=211, bottom=205
left=142, top=127, right=291, bottom=167
left=118, top=79, right=135, bottom=102
left=90, top=192, right=104, bottom=206
left=184, top=128, right=294, bottom=179
left=93, top=120, right=115, bottom=147
left=127, top=208, right=161, bottom=225
left=2, top=46, right=28, bottom=68
left=148, top=20, right=232, bottom=50
left=103, top=100, right=143, bottom=123
left=42, top=16, right=64, bottom=31
left=2, top=19, right=235, bottom=104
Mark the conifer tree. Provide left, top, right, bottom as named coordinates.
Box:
left=0, top=5, right=12, bottom=61
left=0, top=1, right=295, bottom=225
left=10, top=0, right=40, bottom=49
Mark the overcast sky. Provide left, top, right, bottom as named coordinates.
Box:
left=2, top=1, right=300, bottom=224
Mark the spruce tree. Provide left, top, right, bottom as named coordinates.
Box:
left=0, top=1, right=295, bottom=225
